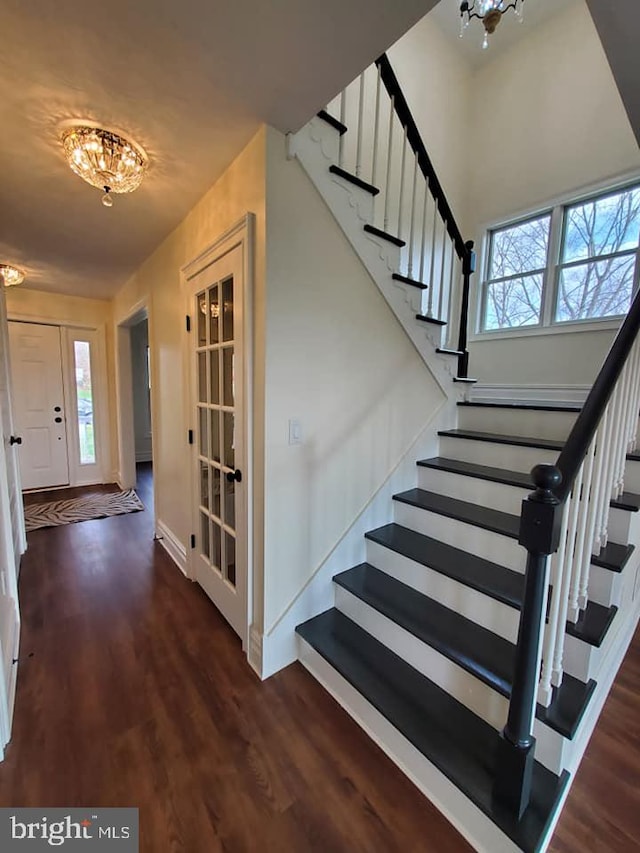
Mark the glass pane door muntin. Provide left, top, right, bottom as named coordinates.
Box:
left=194, top=272, right=237, bottom=589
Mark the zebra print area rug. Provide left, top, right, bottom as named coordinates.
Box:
left=24, top=489, right=144, bottom=532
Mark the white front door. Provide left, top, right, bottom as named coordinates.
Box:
left=188, top=243, right=248, bottom=642
left=8, top=322, right=69, bottom=491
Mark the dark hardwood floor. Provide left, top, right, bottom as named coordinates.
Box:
left=1, top=463, right=638, bottom=851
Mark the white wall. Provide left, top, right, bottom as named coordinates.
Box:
left=262, top=127, right=444, bottom=633
left=113, top=128, right=267, bottom=625
left=130, top=319, right=152, bottom=462
left=388, top=0, right=640, bottom=386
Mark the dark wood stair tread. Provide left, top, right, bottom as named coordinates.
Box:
left=392, top=487, right=634, bottom=572
left=363, top=223, right=405, bottom=247
left=394, top=487, right=520, bottom=538
left=365, top=522, right=523, bottom=609
left=458, top=401, right=581, bottom=413
left=438, top=428, right=564, bottom=451
left=415, top=314, right=447, bottom=327
left=392, top=272, right=428, bottom=290
left=316, top=110, right=347, bottom=135
left=329, top=165, right=379, bottom=196
left=333, top=563, right=596, bottom=738
left=419, top=457, right=640, bottom=517
left=296, top=609, right=568, bottom=853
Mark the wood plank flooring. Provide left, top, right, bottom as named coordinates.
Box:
left=0, top=464, right=638, bottom=851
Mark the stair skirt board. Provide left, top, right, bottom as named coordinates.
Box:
left=334, top=585, right=574, bottom=775
left=297, top=635, right=570, bottom=853
left=456, top=406, right=579, bottom=441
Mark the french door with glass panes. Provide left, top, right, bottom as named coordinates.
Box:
left=190, top=244, right=247, bottom=642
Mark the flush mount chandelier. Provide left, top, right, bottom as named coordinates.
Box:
left=460, top=0, right=525, bottom=49
left=61, top=124, right=148, bottom=207
left=0, top=264, right=25, bottom=287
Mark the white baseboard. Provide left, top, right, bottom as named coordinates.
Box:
left=468, top=383, right=590, bottom=406
left=155, top=519, right=187, bottom=576
left=248, top=624, right=264, bottom=678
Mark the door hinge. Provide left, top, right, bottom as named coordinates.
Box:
left=186, top=314, right=191, bottom=332
left=188, top=429, right=194, bottom=445
left=190, top=534, right=196, bottom=549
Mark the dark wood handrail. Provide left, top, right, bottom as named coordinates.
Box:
left=375, top=54, right=468, bottom=262
left=554, top=286, right=640, bottom=503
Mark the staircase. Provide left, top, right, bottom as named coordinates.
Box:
left=288, top=55, right=640, bottom=852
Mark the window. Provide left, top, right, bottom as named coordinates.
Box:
left=73, top=340, right=96, bottom=465
left=479, top=183, right=640, bottom=333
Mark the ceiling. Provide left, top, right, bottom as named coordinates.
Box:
left=0, top=0, right=437, bottom=300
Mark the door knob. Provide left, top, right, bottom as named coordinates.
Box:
left=226, top=468, right=242, bottom=483
left=9, top=436, right=22, bottom=446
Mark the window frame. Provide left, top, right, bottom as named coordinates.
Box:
left=475, top=179, right=640, bottom=339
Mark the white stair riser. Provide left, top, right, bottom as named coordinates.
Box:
left=365, top=539, right=520, bottom=642
left=393, top=501, right=526, bottom=574
left=335, top=585, right=572, bottom=776
left=563, top=632, right=603, bottom=683
left=418, top=466, right=528, bottom=515
left=438, top=437, right=558, bottom=471
left=457, top=407, right=578, bottom=441
left=622, top=458, right=640, bottom=492
left=608, top=505, right=640, bottom=544
left=335, top=586, right=509, bottom=732
left=588, top=566, right=623, bottom=608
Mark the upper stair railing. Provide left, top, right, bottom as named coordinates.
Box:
left=322, top=54, right=476, bottom=377
left=498, top=285, right=640, bottom=817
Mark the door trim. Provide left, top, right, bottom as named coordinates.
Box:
left=181, top=213, right=255, bottom=650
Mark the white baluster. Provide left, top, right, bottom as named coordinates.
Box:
left=577, top=426, right=603, bottom=610
left=427, top=192, right=438, bottom=318
left=355, top=72, right=365, bottom=178
left=611, top=362, right=630, bottom=498
left=445, top=244, right=456, bottom=333
left=568, top=443, right=595, bottom=622
left=551, top=473, right=583, bottom=688
left=406, top=154, right=419, bottom=278
left=397, top=126, right=408, bottom=242
left=371, top=65, right=382, bottom=189
left=538, top=501, right=570, bottom=706
left=338, top=90, right=346, bottom=167
left=383, top=96, right=395, bottom=232
left=595, top=391, right=619, bottom=550
left=419, top=179, right=429, bottom=286
left=628, top=338, right=640, bottom=451
left=437, top=225, right=447, bottom=321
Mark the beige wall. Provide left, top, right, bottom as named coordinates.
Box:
left=466, top=2, right=640, bottom=384
left=389, top=13, right=472, bottom=231
left=5, top=287, right=117, bottom=476
left=113, top=127, right=267, bottom=627
left=262, top=127, right=444, bottom=632
left=390, top=1, right=640, bottom=386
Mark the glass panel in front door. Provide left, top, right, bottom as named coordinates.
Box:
left=196, top=274, right=237, bottom=588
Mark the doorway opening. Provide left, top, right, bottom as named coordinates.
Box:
left=116, top=306, right=155, bottom=524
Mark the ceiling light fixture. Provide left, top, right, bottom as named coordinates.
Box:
left=61, top=124, right=148, bottom=207
left=459, top=0, right=525, bottom=49
left=0, top=264, right=25, bottom=287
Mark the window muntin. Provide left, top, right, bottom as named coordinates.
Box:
left=479, top=183, right=640, bottom=333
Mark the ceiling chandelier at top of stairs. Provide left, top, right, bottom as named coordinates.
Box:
left=459, top=0, right=526, bottom=49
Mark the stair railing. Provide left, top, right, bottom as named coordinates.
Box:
left=322, top=54, right=476, bottom=377
left=497, top=285, right=640, bottom=817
